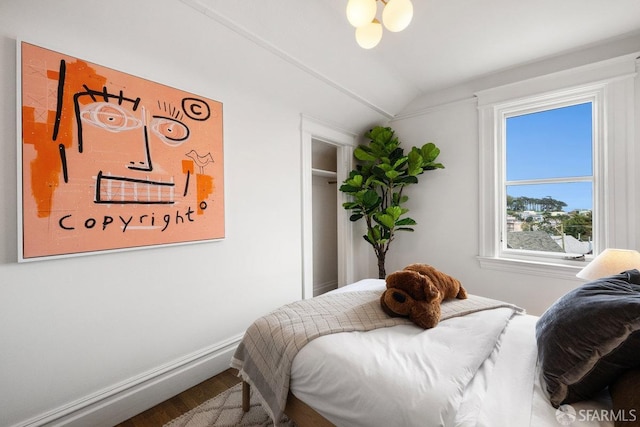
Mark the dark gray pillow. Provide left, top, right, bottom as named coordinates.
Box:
left=535, top=269, right=640, bottom=407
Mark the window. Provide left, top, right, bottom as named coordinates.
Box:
left=504, top=101, right=594, bottom=259
left=476, top=57, right=636, bottom=279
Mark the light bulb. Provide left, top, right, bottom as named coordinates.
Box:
left=382, top=0, right=413, bottom=32
left=346, top=0, right=378, bottom=28
left=355, top=19, right=383, bottom=49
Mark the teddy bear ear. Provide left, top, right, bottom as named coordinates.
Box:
left=403, top=271, right=429, bottom=300
left=425, top=283, right=440, bottom=301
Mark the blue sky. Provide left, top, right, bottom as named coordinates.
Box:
left=506, top=102, right=593, bottom=212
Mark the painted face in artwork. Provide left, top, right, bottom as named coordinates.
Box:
left=70, top=88, right=211, bottom=206
left=20, top=42, right=224, bottom=259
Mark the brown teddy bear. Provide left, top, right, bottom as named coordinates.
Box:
left=380, top=263, right=467, bottom=329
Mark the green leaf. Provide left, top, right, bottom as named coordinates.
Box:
left=346, top=174, right=363, bottom=187
left=362, top=190, right=380, bottom=208
left=407, top=166, right=424, bottom=176
left=385, top=170, right=400, bottom=180
left=396, top=217, right=417, bottom=226
left=372, top=167, right=387, bottom=180
left=369, top=178, right=386, bottom=187
left=392, top=156, right=408, bottom=170
left=398, top=175, right=419, bottom=185
left=386, top=205, right=403, bottom=220
left=375, top=213, right=395, bottom=229
left=426, top=162, right=445, bottom=169
left=389, top=147, right=405, bottom=161
left=354, top=147, right=377, bottom=162
left=365, top=176, right=382, bottom=187
left=350, top=213, right=364, bottom=221
left=396, top=227, right=415, bottom=232
left=369, top=226, right=382, bottom=242
left=406, top=150, right=424, bottom=175
left=421, top=143, right=440, bottom=163
left=339, top=184, right=360, bottom=193
left=408, top=148, right=423, bottom=164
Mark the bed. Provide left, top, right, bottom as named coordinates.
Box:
left=231, top=277, right=637, bottom=427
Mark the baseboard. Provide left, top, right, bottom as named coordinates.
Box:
left=314, top=279, right=338, bottom=296
left=14, top=334, right=243, bottom=427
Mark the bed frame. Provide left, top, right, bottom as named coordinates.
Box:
left=242, top=381, right=335, bottom=426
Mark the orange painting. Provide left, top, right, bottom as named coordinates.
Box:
left=19, top=41, right=224, bottom=261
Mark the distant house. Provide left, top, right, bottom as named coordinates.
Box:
left=508, top=217, right=524, bottom=232
left=569, top=209, right=592, bottom=216
left=521, top=211, right=544, bottom=222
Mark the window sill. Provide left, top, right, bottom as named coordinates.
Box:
left=477, top=256, right=584, bottom=281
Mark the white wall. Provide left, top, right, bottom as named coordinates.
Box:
left=385, top=45, right=640, bottom=316
left=0, top=1, right=385, bottom=426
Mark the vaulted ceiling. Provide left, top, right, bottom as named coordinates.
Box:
left=182, top=0, right=640, bottom=118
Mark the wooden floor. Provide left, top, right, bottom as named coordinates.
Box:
left=115, top=368, right=241, bottom=427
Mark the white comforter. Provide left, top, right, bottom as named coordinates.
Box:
left=290, top=279, right=614, bottom=427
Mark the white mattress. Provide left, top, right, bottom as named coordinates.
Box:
left=289, top=279, right=613, bottom=427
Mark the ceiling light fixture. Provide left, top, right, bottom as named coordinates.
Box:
left=355, top=18, right=383, bottom=49
left=346, top=0, right=413, bottom=49
left=346, top=0, right=378, bottom=27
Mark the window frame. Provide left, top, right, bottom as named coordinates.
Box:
left=476, top=56, right=637, bottom=280
left=499, top=91, right=600, bottom=263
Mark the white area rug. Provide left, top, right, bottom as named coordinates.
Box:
left=163, top=383, right=295, bottom=427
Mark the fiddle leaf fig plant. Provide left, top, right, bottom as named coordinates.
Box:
left=339, top=126, right=444, bottom=279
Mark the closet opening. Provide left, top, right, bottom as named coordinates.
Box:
left=311, top=140, right=338, bottom=296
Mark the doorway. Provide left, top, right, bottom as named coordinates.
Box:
left=301, top=116, right=357, bottom=299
